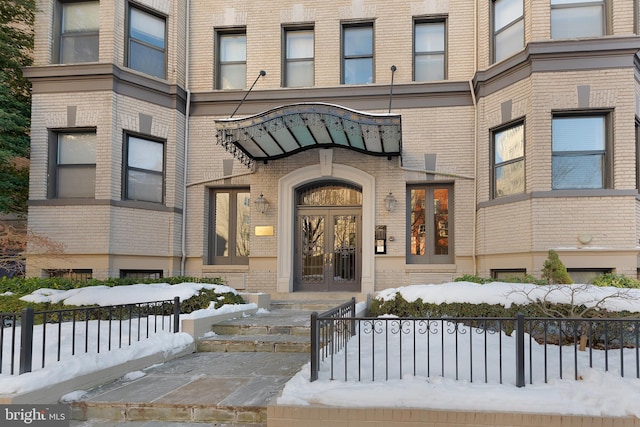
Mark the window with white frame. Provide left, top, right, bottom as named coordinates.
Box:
left=414, top=19, right=446, bottom=81
left=492, top=0, right=524, bottom=63
left=127, top=5, right=166, bottom=79
left=342, top=23, right=373, bottom=85
left=124, top=135, right=164, bottom=203
left=551, top=0, right=606, bottom=39
left=552, top=114, right=609, bottom=190
left=492, top=121, right=525, bottom=198
left=58, top=1, right=99, bottom=63
left=284, top=28, right=314, bottom=87
left=217, top=31, right=247, bottom=89
left=407, top=184, right=454, bottom=264
left=210, top=189, right=250, bottom=265
left=51, top=131, right=96, bottom=198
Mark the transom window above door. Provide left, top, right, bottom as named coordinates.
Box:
left=298, top=182, right=362, bottom=207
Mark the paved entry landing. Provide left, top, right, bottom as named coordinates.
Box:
left=69, top=309, right=316, bottom=426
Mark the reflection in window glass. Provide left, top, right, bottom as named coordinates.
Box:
left=493, top=123, right=525, bottom=197
left=125, top=136, right=164, bottom=203
left=552, top=116, right=606, bottom=190
left=408, top=186, right=453, bottom=263
left=211, top=189, right=250, bottom=264
left=551, top=0, right=604, bottom=39
left=285, top=29, right=314, bottom=87
left=414, top=21, right=445, bottom=81
left=343, top=25, right=373, bottom=84
left=218, top=33, right=246, bottom=89
left=56, top=132, right=96, bottom=198
left=128, top=7, right=166, bottom=78
left=493, top=0, right=524, bottom=63
left=60, top=1, right=99, bottom=63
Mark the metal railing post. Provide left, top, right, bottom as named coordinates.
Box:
left=19, top=308, right=34, bottom=374
left=515, top=313, right=525, bottom=387
left=310, top=312, right=319, bottom=382
left=350, top=297, right=356, bottom=337
left=173, top=297, right=180, bottom=333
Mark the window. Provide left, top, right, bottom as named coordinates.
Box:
left=491, top=269, right=527, bottom=281
left=342, top=23, right=373, bottom=85
left=120, top=270, right=163, bottom=279
left=552, top=114, right=609, bottom=190
left=414, top=19, right=446, bottom=81
left=210, top=189, right=250, bottom=265
left=47, top=269, right=92, bottom=282
left=567, top=268, right=611, bottom=284
left=492, top=122, right=525, bottom=198
left=58, top=1, right=99, bottom=63
left=217, top=31, right=247, bottom=89
left=407, top=185, right=453, bottom=264
left=284, top=28, right=314, bottom=87
left=551, top=0, right=605, bottom=39
left=51, top=131, right=96, bottom=198
left=124, top=135, right=164, bottom=203
left=492, top=0, right=524, bottom=63
left=127, top=5, right=166, bottom=79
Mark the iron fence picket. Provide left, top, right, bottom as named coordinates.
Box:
left=310, top=311, right=640, bottom=386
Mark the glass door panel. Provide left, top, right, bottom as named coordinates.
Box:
left=300, top=215, right=326, bottom=284
left=332, top=214, right=357, bottom=283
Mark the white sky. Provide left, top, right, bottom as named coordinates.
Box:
left=2, top=281, right=640, bottom=418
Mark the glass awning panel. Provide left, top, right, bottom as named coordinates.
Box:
left=215, top=103, right=402, bottom=168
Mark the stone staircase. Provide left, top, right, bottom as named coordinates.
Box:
left=69, top=296, right=358, bottom=426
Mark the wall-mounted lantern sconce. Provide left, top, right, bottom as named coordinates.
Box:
left=384, top=192, right=397, bottom=213
left=254, top=193, right=269, bottom=215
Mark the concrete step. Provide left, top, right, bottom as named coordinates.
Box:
left=197, top=334, right=310, bottom=353
left=270, top=299, right=351, bottom=311
left=211, top=323, right=309, bottom=336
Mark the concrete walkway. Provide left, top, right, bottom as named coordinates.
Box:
left=69, top=309, right=315, bottom=426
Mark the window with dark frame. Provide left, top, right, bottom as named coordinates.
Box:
left=47, top=269, right=93, bottom=282
left=284, top=28, right=314, bottom=88
left=491, top=269, right=527, bottom=281
left=127, top=4, right=166, bottom=79
left=492, top=121, right=525, bottom=198
left=52, top=131, right=97, bottom=199
left=120, top=270, right=163, bottom=279
left=492, top=0, right=524, bottom=63
left=217, top=30, right=247, bottom=89
left=567, top=268, right=611, bottom=284
left=58, top=0, right=99, bottom=63
left=124, top=135, right=164, bottom=203
left=551, top=0, right=606, bottom=39
left=552, top=114, right=609, bottom=190
left=342, top=23, right=373, bottom=85
left=407, top=184, right=454, bottom=264
left=210, top=189, right=250, bottom=265
left=414, top=19, right=446, bottom=82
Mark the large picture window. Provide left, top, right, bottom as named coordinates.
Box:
left=414, top=19, right=446, bottom=81
left=217, top=31, right=247, bottom=89
left=127, top=5, right=166, bottom=79
left=342, top=23, right=374, bottom=85
left=58, top=1, right=99, bottom=63
left=124, top=135, right=164, bottom=203
left=552, top=114, right=609, bottom=190
left=284, top=28, right=314, bottom=88
left=492, top=122, right=525, bottom=198
left=492, top=0, right=524, bottom=63
left=210, top=189, right=250, bottom=265
left=407, top=185, right=453, bottom=264
left=52, top=131, right=96, bottom=198
left=551, top=0, right=605, bottom=39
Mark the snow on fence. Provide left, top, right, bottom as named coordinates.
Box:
left=310, top=311, right=640, bottom=386
left=0, top=297, right=180, bottom=375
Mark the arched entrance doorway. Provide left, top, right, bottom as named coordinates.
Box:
left=294, top=182, right=362, bottom=292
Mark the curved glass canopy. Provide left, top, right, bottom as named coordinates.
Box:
left=215, top=103, right=402, bottom=168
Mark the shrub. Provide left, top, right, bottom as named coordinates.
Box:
left=454, top=274, right=492, bottom=284
left=541, top=250, right=573, bottom=284
left=591, top=273, right=640, bottom=289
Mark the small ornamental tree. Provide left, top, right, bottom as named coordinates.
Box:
left=541, top=249, right=573, bottom=285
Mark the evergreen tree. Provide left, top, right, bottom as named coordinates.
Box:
left=0, top=0, right=35, bottom=216
left=541, top=249, right=574, bottom=285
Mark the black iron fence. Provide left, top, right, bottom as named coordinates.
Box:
left=310, top=311, right=640, bottom=386
left=1, top=297, right=180, bottom=375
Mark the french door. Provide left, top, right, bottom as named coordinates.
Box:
left=295, top=208, right=361, bottom=292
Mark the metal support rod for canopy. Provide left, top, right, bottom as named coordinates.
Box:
left=230, top=70, right=266, bottom=118
left=388, top=65, right=396, bottom=114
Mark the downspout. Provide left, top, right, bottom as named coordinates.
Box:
left=470, top=0, right=478, bottom=276
left=180, top=0, right=191, bottom=275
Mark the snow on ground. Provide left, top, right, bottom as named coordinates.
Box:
left=1, top=281, right=640, bottom=417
